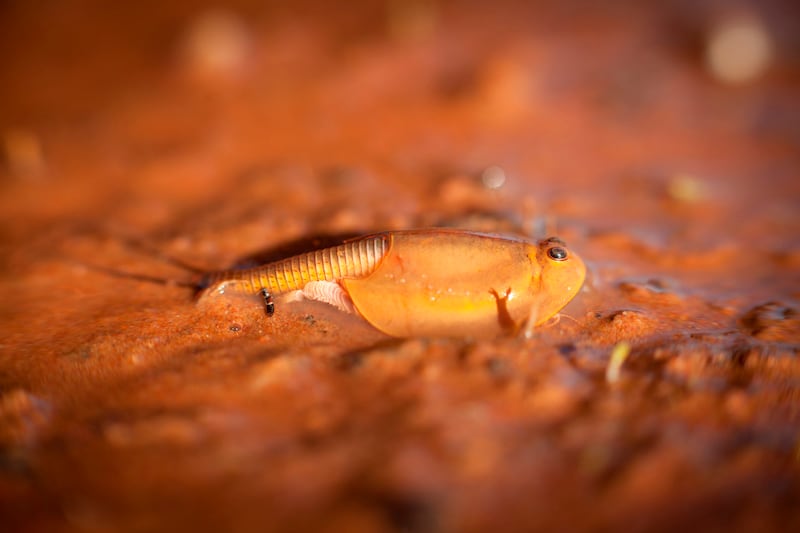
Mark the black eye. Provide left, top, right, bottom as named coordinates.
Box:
left=547, top=246, right=568, bottom=261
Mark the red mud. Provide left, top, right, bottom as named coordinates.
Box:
left=1, top=1, right=799, bottom=532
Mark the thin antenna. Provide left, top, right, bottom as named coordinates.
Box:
left=113, top=236, right=207, bottom=274
left=80, top=262, right=198, bottom=288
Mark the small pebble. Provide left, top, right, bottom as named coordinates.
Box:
left=606, top=341, right=631, bottom=384
left=481, top=165, right=507, bottom=190
left=706, top=14, right=774, bottom=85
left=3, top=128, right=45, bottom=177
left=179, top=9, right=251, bottom=79
left=666, top=174, right=705, bottom=203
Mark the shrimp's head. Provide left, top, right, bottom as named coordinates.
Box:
left=526, top=237, right=586, bottom=325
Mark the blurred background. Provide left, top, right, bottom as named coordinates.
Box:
left=1, top=1, right=799, bottom=532
left=2, top=0, right=798, bottom=244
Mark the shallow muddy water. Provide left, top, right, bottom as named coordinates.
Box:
left=1, top=1, right=799, bottom=531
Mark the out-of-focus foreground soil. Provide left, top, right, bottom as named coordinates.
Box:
left=1, top=1, right=799, bottom=531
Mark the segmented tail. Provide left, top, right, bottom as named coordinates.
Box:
left=201, top=233, right=389, bottom=295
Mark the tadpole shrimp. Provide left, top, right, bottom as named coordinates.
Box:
left=101, top=229, right=586, bottom=337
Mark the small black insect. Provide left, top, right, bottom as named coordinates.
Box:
left=260, top=288, right=275, bottom=316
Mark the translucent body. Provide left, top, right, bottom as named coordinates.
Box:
left=203, top=229, right=586, bottom=337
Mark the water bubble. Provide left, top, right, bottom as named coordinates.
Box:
left=481, top=165, right=507, bottom=190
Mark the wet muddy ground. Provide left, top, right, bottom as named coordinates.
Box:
left=1, top=1, right=799, bottom=531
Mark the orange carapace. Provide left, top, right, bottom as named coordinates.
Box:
left=200, top=229, right=586, bottom=337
